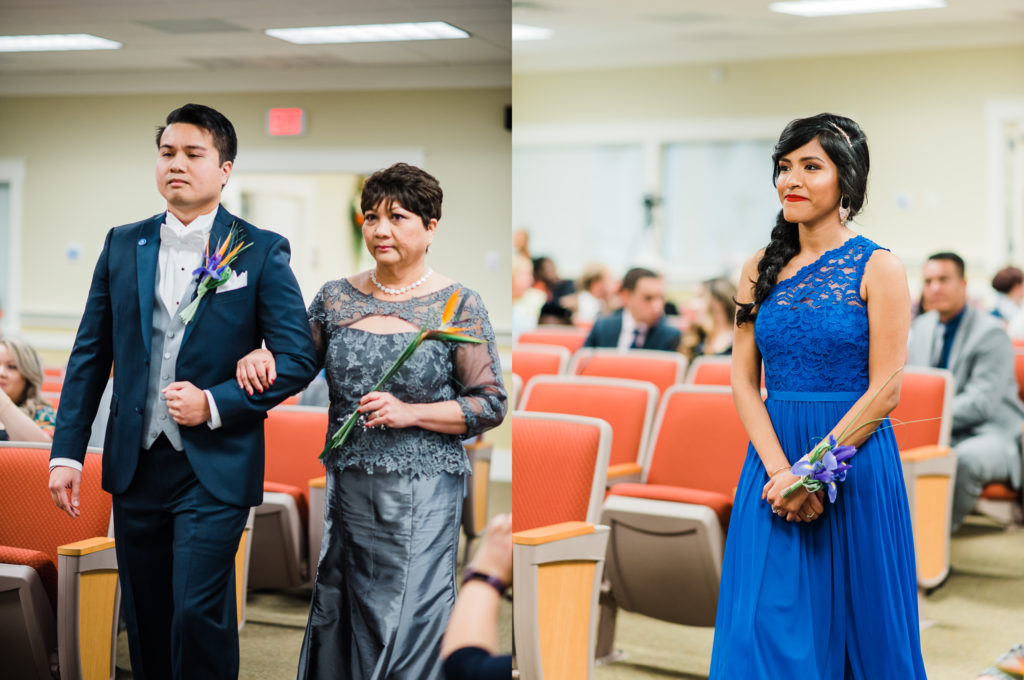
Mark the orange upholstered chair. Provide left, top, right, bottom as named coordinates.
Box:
left=517, top=325, right=589, bottom=354
left=972, top=353, right=1024, bottom=526
left=512, top=343, right=570, bottom=389
left=685, top=355, right=732, bottom=386
left=254, top=405, right=329, bottom=589
left=511, top=411, right=611, bottom=680
left=891, top=366, right=957, bottom=590
left=519, top=375, right=658, bottom=485
left=571, top=348, right=687, bottom=395
left=0, top=443, right=118, bottom=680
left=597, top=385, right=749, bottom=658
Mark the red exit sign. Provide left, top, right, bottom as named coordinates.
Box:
left=267, top=108, right=305, bottom=136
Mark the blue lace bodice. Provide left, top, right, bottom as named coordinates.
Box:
left=755, top=235, right=883, bottom=393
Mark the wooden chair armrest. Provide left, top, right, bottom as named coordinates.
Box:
left=309, top=475, right=326, bottom=489
left=606, top=462, right=642, bottom=484
left=900, top=445, right=951, bottom=463
left=514, top=521, right=594, bottom=546
left=58, top=536, right=115, bottom=556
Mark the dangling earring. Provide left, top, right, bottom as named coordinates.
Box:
left=839, top=195, right=851, bottom=224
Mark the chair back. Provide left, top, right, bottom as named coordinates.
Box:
left=0, top=443, right=108, bottom=565
left=686, top=355, right=733, bottom=386
left=263, top=406, right=329, bottom=503
left=570, top=349, right=687, bottom=395
left=512, top=344, right=570, bottom=388
left=1015, top=350, right=1024, bottom=404
left=520, top=375, right=657, bottom=469
left=511, top=411, right=610, bottom=533
left=644, top=385, right=748, bottom=495
left=508, top=372, right=524, bottom=410
left=890, top=367, right=953, bottom=450
left=517, top=326, right=589, bottom=353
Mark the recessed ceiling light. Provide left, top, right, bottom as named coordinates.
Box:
left=265, top=21, right=469, bottom=45
left=512, top=24, right=554, bottom=41
left=0, top=33, right=122, bottom=52
left=770, top=0, right=946, bottom=17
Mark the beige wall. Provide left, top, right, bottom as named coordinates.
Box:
left=0, top=87, right=512, bottom=340
left=514, top=45, right=1024, bottom=290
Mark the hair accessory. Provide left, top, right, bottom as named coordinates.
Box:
left=371, top=268, right=432, bottom=296
left=462, top=568, right=511, bottom=600
left=830, top=122, right=853, bottom=149
left=839, top=195, right=851, bottom=224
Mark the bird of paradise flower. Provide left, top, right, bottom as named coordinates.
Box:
left=180, top=223, right=252, bottom=324
left=318, top=287, right=484, bottom=461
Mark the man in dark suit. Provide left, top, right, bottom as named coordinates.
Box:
left=47, top=104, right=317, bottom=679
left=583, top=267, right=681, bottom=352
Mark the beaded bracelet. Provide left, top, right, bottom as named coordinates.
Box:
left=462, top=568, right=512, bottom=600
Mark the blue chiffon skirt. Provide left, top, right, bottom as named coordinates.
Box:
left=709, top=391, right=927, bottom=679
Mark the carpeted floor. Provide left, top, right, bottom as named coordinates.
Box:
left=113, top=489, right=1020, bottom=679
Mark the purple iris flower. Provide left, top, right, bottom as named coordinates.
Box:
left=192, top=252, right=225, bottom=281
left=789, top=435, right=859, bottom=504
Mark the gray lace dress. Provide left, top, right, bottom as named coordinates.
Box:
left=296, top=278, right=506, bottom=680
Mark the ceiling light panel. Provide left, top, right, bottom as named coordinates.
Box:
left=265, top=22, right=470, bottom=45
left=0, top=34, right=122, bottom=52
left=770, top=0, right=947, bottom=17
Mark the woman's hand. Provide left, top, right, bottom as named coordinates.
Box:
left=358, top=391, right=418, bottom=429
left=763, top=471, right=815, bottom=522
left=236, top=348, right=275, bottom=395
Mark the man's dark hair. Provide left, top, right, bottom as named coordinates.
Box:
left=927, top=252, right=965, bottom=279
left=156, top=103, right=237, bottom=165
left=361, top=163, right=442, bottom=228
left=992, top=266, right=1023, bottom=294
left=622, top=267, right=660, bottom=292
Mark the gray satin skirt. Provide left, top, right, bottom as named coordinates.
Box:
left=297, top=467, right=464, bottom=680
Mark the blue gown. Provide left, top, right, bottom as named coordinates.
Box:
left=709, top=235, right=927, bottom=679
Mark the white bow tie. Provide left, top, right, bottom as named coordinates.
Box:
left=160, top=223, right=207, bottom=253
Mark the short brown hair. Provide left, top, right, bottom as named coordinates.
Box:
left=992, top=266, right=1024, bottom=294
left=622, top=267, right=660, bottom=292
left=361, top=163, right=442, bottom=229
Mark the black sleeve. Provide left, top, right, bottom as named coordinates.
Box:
left=442, top=647, right=513, bottom=680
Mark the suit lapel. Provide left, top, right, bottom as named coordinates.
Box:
left=947, top=307, right=973, bottom=376
left=181, top=205, right=234, bottom=348
left=136, top=215, right=163, bottom=356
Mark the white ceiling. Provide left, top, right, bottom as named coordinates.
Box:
left=513, top=0, right=1024, bottom=72
left=0, top=0, right=511, bottom=95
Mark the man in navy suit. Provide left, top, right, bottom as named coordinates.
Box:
left=47, top=104, right=317, bottom=679
left=583, top=267, right=681, bottom=352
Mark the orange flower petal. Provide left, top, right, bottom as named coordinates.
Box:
left=441, top=288, right=461, bottom=326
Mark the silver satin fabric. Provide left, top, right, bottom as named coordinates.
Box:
left=297, top=467, right=463, bottom=679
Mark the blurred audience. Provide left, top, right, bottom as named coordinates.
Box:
left=0, top=336, right=55, bottom=442
left=583, top=267, right=681, bottom=351
left=537, top=301, right=574, bottom=326
left=681, top=277, right=737, bottom=360
left=512, top=255, right=546, bottom=340
left=574, top=263, right=619, bottom=324
left=992, top=266, right=1024, bottom=323
left=513, top=228, right=531, bottom=261
left=906, top=252, right=1024, bottom=530
left=532, top=256, right=575, bottom=306
left=441, top=513, right=513, bottom=680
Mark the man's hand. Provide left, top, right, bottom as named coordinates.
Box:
left=49, top=466, right=82, bottom=518
left=164, top=381, right=211, bottom=426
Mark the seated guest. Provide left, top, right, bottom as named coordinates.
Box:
left=537, top=301, right=574, bottom=326
left=0, top=336, right=55, bottom=441
left=441, top=514, right=512, bottom=680
left=574, top=263, right=617, bottom=324
left=907, top=252, right=1024, bottom=530
left=532, top=256, right=575, bottom=306
left=583, top=267, right=681, bottom=352
left=512, top=255, right=545, bottom=340
left=991, top=266, right=1024, bottom=323
left=681, top=277, right=737, bottom=360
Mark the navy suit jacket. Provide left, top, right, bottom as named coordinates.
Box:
left=51, top=206, right=318, bottom=507
left=583, top=309, right=681, bottom=352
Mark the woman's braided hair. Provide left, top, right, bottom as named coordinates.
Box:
left=735, top=113, right=870, bottom=326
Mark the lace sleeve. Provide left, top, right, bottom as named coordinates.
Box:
left=451, top=288, right=507, bottom=438
left=307, top=285, right=328, bottom=370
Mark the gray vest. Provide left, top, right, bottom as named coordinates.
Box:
left=141, top=272, right=198, bottom=451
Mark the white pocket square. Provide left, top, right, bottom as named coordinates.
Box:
left=216, top=270, right=248, bottom=293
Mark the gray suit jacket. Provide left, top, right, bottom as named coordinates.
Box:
left=907, top=305, right=1024, bottom=487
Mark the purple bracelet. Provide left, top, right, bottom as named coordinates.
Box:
left=462, top=568, right=510, bottom=598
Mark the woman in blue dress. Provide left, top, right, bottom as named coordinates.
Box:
left=709, top=114, right=927, bottom=678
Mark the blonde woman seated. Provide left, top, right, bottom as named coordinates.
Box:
left=0, top=336, right=56, bottom=442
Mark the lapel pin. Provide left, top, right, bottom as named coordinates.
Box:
left=138, top=238, right=147, bottom=246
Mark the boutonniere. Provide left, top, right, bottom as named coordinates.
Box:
left=318, top=287, right=484, bottom=460
left=179, top=222, right=252, bottom=324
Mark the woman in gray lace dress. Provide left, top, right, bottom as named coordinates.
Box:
left=238, top=163, right=506, bottom=680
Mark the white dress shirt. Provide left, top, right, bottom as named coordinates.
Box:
left=616, top=309, right=648, bottom=350
left=51, top=209, right=223, bottom=472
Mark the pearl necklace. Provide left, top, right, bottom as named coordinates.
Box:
left=371, top=268, right=433, bottom=296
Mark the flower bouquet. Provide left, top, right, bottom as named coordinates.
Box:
left=180, top=222, right=251, bottom=324
left=318, top=287, right=484, bottom=460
